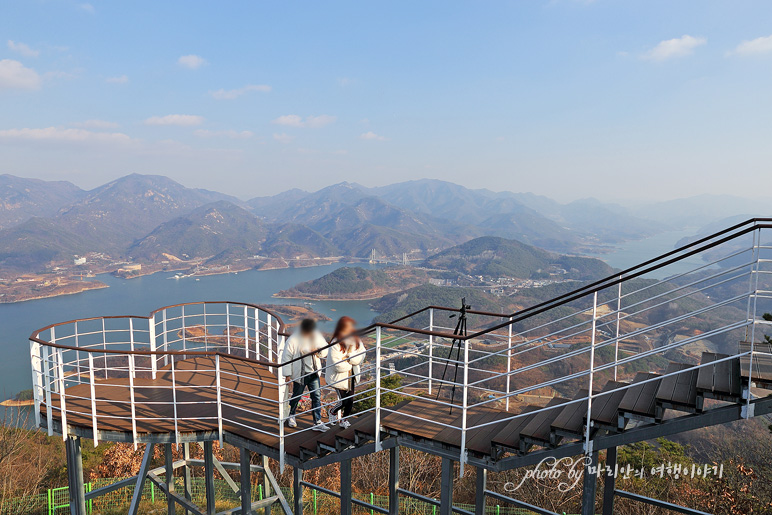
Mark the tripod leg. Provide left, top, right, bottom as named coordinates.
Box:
left=436, top=315, right=464, bottom=402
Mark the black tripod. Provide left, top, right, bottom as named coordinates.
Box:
left=435, top=297, right=470, bottom=415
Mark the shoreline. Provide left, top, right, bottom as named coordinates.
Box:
left=0, top=399, right=34, bottom=407
left=0, top=281, right=109, bottom=304
left=0, top=259, right=357, bottom=305
left=274, top=291, right=393, bottom=301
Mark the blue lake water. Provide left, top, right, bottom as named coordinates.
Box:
left=586, top=229, right=704, bottom=278
left=0, top=228, right=700, bottom=401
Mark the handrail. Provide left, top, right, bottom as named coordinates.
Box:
left=29, top=300, right=290, bottom=340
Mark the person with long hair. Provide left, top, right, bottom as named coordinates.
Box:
left=325, top=316, right=366, bottom=428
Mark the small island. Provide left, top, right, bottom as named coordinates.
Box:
left=0, top=275, right=108, bottom=304
left=275, top=266, right=427, bottom=301
left=1, top=389, right=34, bottom=407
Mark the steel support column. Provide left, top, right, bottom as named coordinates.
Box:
left=240, top=447, right=253, bottom=515
left=166, top=443, right=176, bottom=515
left=204, top=441, right=216, bottom=515
left=440, top=458, right=453, bottom=515
left=602, top=447, right=617, bottom=515
left=65, top=436, right=87, bottom=515
left=389, top=447, right=400, bottom=515
left=261, top=455, right=272, bottom=515
left=581, top=451, right=599, bottom=515
left=128, top=444, right=154, bottom=515
left=474, top=468, right=487, bottom=515
left=183, top=442, right=192, bottom=515
left=293, top=467, right=303, bottom=515
left=341, top=459, right=352, bottom=515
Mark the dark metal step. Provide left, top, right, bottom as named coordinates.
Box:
left=550, top=389, right=592, bottom=444
left=519, top=397, right=571, bottom=451
left=589, top=380, right=628, bottom=431
left=656, top=362, right=700, bottom=415
left=740, top=341, right=772, bottom=389
left=696, top=352, right=742, bottom=408
left=490, top=405, right=542, bottom=456
left=464, top=410, right=517, bottom=455
left=618, top=372, right=662, bottom=427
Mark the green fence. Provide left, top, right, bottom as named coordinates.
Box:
left=1, top=478, right=544, bottom=515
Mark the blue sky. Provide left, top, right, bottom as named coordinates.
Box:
left=1, top=1, right=772, bottom=201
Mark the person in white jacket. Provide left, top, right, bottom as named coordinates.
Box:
left=325, top=316, right=366, bottom=429
left=281, top=319, right=329, bottom=431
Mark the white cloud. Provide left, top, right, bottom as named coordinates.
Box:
left=144, top=114, right=204, bottom=126
left=272, top=114, right=336, bottom=128
left=273, top=133, right=295, bottom=144
left=360, top=131, right=388, bottom=141
left=210, top=84, right=271, bottom=100
left=79, top=3, right=95, bottom=13
left=73, top=119, right=120, bottom=129
left=7, top=40, right=39, bottom=58
left=106, top=75, right=128, bottom=84
left=0, top=127, right=132, bottom=144
left=194, top=129, right=254, bottom=139
left=0, top=59, right=41, bottom=90
left=641, top=35, right=706, bottom=61
left=732, top=34, right=772, bottom=56
left=178, top=55, right=207, bottom=70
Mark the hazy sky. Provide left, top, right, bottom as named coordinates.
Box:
left=1, top=1, right=771, bottom=201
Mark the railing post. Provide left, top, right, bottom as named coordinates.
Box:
left=56, top=348, right=68, bottom=441
left=585, top=291, right=598, bottom=455
left=506, top=316, right=512, bottom=412
left=162, top=310, right=169, bottom=368
left=149, top=315, right=157, bottom=380
left=745, top=228, right=762, bottom=419
left=375, top=326, right=382, bottom=452
left=614, top=277, right=622, bottom=382
left=265, top=314, right=273, bottom=363
left=88, top=353, right=99, bottom=446
left=128, top=354, right=138, bottom=449
left=428, top=308, right=434, bottom=395
left=243, top=305, right=250, bottom=358
left=129, top=318, right=135, bottom=360
left=203, top=303, right=208, bottom=350
left=181, top=305, right=187, bottom=357
left=279, top=373, right=286, bottom=472
left=74, top=321, right=81, bottom=384
left=216, top=354, right=223, bottom=445
left=43, top=344, right=53, bottom=436
left=459, top=336, right=469, bottom=476
left=171, top=357, right=179, bottom=443
left=226, top=304, right=232, bottom=355
left=30, top=339, right=42, bottom=428
left=255, top=308, right=271, bottom=361
left=101, top=319, right=109, bottom=379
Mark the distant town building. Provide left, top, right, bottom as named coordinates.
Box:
left=74, top=257, right=87, bottom=265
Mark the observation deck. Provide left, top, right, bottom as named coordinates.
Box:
left=29, top=218, right=772, bottom=515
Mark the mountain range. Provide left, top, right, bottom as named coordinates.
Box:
left=0, top=173, right=760, bottom=273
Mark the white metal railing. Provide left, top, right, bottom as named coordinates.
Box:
left=27, top=219, right=772, bottom=476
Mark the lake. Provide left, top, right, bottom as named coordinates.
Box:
left=0, top=228, right=699, bottom=402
